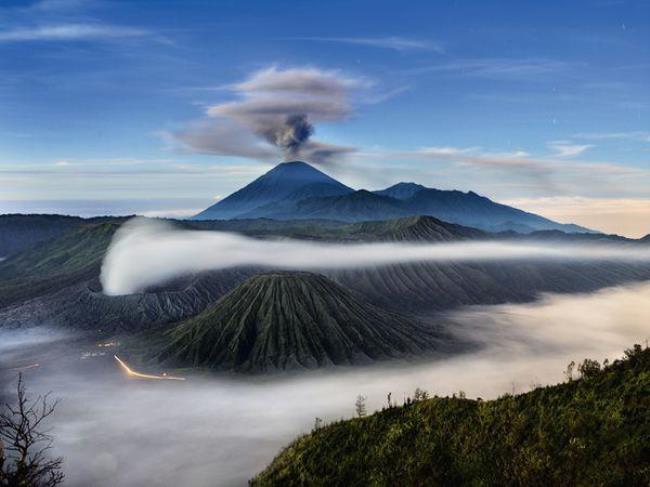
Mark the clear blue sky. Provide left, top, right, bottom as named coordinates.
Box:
left=1, top=0, right=648, bottom=235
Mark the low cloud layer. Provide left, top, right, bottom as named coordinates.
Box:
left=100, top=218, right=650, bottom=296
left=2, top=282, right=649, bottom=486
left=175, top=66, right=362, bottom=165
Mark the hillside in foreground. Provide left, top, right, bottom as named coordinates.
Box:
left=253, top=344, right=650, bottom=486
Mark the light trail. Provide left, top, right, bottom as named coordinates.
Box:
left=5, top=363, right=40, bottom=372
left=114, top=355, right=185, bottom=381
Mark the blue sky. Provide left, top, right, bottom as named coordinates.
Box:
left=0, top=0, right=649, bottom=235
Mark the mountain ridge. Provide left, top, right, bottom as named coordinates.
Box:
left=252, top=344, right=650, bottom=485
left=191, top=161, right=594, bottom=234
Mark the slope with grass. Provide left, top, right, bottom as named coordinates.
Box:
left=0, top=214, right=85, bottom=257
left=253, top=345, right=650, bottom=486
left=0, top=221, right=121, bottom=309
left=159, top=272, right=444, bottom=372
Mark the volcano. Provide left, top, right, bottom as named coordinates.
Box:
left=159, top=272, right=442, bottom=372
left=192, top=161, right=592, bottom=233
left=192, top=161, right=353, bottom=220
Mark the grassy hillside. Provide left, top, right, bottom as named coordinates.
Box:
left=253, top=344, right=650, bottom=486
left=0, top=222, right=120, bottom=308
left=159, top=272, right=444, bottom=372
left=0, top=214, right=85, bottom=257
left=186, top=215, right=484, bottom=242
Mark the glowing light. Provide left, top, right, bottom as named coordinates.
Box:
left=113, top=355, right=185, bottom=381
left=8, top=363, right=40, bottom=371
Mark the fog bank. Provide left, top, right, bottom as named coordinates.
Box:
left=1, top=282, right=649, bottom=486
left=101, top=218, right=650, bottom=295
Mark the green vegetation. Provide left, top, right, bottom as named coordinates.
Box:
left=253, top=345, right=650, bottom=486
left=186, top=214, right=483, bottom=242
left=0, top=222, right=120, bottom=308
left=0, top=214, right=84, bottom=257
left=159, top=272, right=443, bottom=372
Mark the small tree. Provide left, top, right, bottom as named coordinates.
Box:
left=0, top=374, right=63, bottom=487
left=354, top=395, right=367, bottom=418
left=564, top=360, right=576, bottom=382
left=578, top=359, right=601, bottom=379
left=413, top=387, right=429, bottom=402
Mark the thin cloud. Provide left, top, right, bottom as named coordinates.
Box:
left=0, top=23, right=150, bottom=42
left=547, top=141, right=593, bottom=158
left=290, top=36, right=444, bottom=53
left=573, top=131, right=650, bottom=143
left=407, top=146, right=548, bottom=176
left=409, top=58, right=574, bottom=80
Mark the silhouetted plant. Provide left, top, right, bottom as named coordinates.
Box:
left=0, top=374, right=63, bottom=487
left=354, top=395, right=367, bottom=418
left=413, top=388, right=429, bottom=402
left=578, top=358, right=601, bottom=379
left=564, top=360, right=576, bottom=381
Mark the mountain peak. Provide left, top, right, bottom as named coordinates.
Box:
left=374, top=182, right=427, bottom=200
left=264, top=161, right=341, bottom=184
left=192, top=161, right=353, bottom=220
left=159, top=271, right=440, bottom=372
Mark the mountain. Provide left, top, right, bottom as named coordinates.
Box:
left=0, top=214, right=85, bottom=258
left=0, top=221, right=122, bottom=309
left=158, top=272, right=443, bottom=372
left=393, top=187, right=590, bottom=233
left=192, top=161, right=353, bottom=220
left=344, top=215, right=485, bottom=241
left=253, top=344, right=650, bottom=486
left=374, top=182, right=426, bottom=200
left=260, top=190, right=408, bottom=222
left=2, top=215, right=648, bottom=333
left=192, top=161, right=593, bottom=234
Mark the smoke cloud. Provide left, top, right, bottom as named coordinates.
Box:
left=259, top=113, right=314, bottom=159
left=100, top=218, right=650, bottom=296
left=176, top=66, right=363, bottom=164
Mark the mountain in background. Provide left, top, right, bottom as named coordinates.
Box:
left=193, top=161, right=353, bottom=220
left=192, top=161, right=593, bottom=234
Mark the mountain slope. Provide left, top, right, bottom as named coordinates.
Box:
left=345, top=215, right=485, bottom=241
left=0, top=214, right=85, bottom=257
left=159, top=272, right=443, bottom=372
left=374, top=182, right=426, bottom=200
left=193, top=161, right=353, bottom=220
left=400, top=187, right=591, bottom=233
left=253, top=344, right=650, bottom=486
left=2, top=215, right=648, bottom=332
left=257, top=190, right=408, bottom=222
left=0, top=221, right=122, bottom=309
left=192, top=161, right=593, bottom=233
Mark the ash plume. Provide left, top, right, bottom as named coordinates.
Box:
left=175, top=67, right=364, bottom=164
left=260, top=114, right=314, bottom=160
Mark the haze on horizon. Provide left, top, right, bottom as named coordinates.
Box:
left=0, top=0, right=649, bottom=237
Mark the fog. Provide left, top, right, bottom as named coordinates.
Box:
left=1, top=282, right=649, bottom=486
left=101, top=218, right=650, bottom=295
